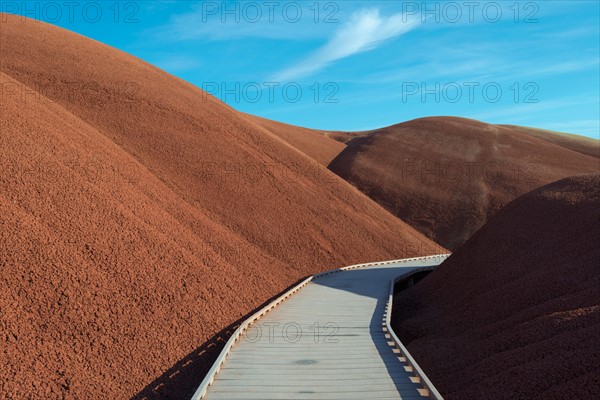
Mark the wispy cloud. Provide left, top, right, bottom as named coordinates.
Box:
left=525, top=58, right=600, bottom=77
left=533, top=26, right=600, bottom=40
left=355, top=30, right=599, bottom=86
left=272, top=9, right=419, bottom=81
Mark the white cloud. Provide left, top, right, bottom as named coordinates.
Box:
left=272, top=8, right=419, bottom=81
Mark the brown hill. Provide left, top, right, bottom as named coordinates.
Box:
left=328, top=117, right=600, bottom=249
left=321, top=125, right=599, bottom=158
left=500, top=125, right=599, bottom=159
left=241, top=113, right=346, bottom=165
left=392, top=173, right=600, bottom=399
left=0, top=14, right=441, bottom=400
left=320, top=129, right=368, bottom=144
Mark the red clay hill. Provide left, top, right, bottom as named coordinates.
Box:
left=0, top=14, right=441, bottom=399
left=500, top=125, right=599, bottom=159
left=328, top=117, right=599, bottom=249
left=241, top=113, right=345, bottom=166
left=392, top=173, right=600, bottom=399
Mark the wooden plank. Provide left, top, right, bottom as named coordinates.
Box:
left=199, top=259, right=447, bottom=399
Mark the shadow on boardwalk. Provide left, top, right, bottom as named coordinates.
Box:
left=310, top=265, right=434, bottom=398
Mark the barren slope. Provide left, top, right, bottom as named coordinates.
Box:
left=329, top=117, right=600, bottom=249
left=0, top=15, right=441, bottom=400
left=392, top=174, right=600, bottom=400
left=242, top=113, right=346, bottom=165
left=500, top=125, right=599, bottom=159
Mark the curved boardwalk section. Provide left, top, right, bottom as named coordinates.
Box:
left=199, top=258, right=446, bottom=399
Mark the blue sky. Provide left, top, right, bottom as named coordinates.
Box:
left=5, top=1, right=600, bottom=138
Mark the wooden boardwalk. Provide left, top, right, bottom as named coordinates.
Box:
left=198, top=258, right=445, bottom=399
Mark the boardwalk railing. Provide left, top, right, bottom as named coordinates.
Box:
left=384, top=262, right=450, bottom=399
left=191, top=253, right=450, bottom=400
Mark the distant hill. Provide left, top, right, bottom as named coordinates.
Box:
left=328, top=117, right=599, bottom=249
left=499, top=125, right=599, bottom=159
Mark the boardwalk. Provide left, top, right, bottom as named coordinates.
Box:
left=199, top=258, right=445, bottom=399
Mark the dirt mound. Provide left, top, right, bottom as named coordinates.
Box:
left=329, top=116, right=599, bottom=249
left=242, top=113, right=346, bottom=165
left=0, top=14, right=441, bottom=399
left=320, top=130, right=368, bottom=144
left=500, top=125, right=599, bottom=159
left=392, top=173, right=600, bottom=399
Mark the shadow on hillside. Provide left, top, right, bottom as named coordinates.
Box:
left=132, top=277, right=309, bottom=400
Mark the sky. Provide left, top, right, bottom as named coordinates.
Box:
left=4, top=0, right=600, bottom=138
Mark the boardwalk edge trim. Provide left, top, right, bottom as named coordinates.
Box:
left=191, top=253, right=451, bottom=400
left=385, top=259, right=450, bottom=399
